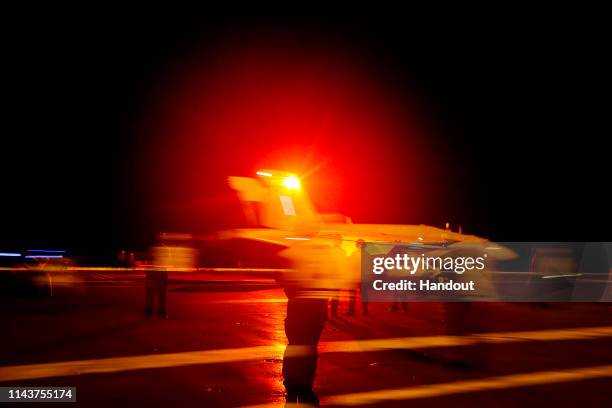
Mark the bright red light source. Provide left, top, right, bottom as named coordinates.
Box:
left=282, top=176, right=300, bottom=190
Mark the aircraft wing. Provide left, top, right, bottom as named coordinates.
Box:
left=217, top=228, right=301, bottom=247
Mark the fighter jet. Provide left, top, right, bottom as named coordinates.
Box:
left=217, top=170, right=612, bottom=302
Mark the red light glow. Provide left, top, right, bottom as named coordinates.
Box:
left=143, top=35, right=442, bottom=231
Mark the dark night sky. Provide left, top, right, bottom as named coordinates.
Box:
left=1, top=8, right=608, bottom=254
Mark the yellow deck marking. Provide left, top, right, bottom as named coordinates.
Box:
left=1, top=326, right=612, bottom=382
left=323, top=364, right=612, bottom=406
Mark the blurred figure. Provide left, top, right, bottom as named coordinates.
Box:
left=387, top=246, right=408, bottom=312
left=118, top=249, right=137, bottom=268
left=329, top=289, right=340, bottom=318
left=145, top=233, right=196, bottom=319
left=27, top=256, right=54, bottom=297
left=283, top=290, right=328, bottom=405
left=24, top=253, right=67, bottom=297
left=144, top=267, right=168, bottom=319
left=441, top=302, right=491, bottom=371
left=128, top=252, right=137, bottom=268
left=346, top=239, right=368, bottom=316
left=328, top=238, right=349, bottom=319
left=280, top=239, right=345, bottom=406
left=117, top=249, right=127, bottom=266
left=437, top=244, right=502, bottom=370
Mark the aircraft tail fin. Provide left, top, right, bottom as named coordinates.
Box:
left=228, top=170, right=321, bottom=232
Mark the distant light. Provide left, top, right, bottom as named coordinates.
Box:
left=0, top=252, right=20, bottom=257
left=25, top=255, right=63, bottom=259
left=542, top=273, right=582, bottom=279
left=282, top=176, right=300, bottom=190
left=27, top=249, right=65, bottom=253
left=256, top=171, right=272, bottom=177
left=284, top=237, right=310, bottom=241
